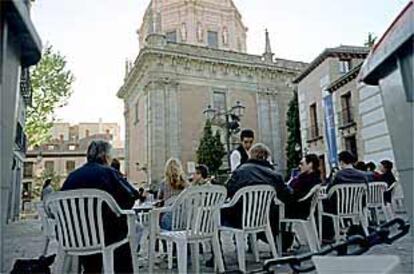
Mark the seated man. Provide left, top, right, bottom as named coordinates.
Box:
left=61, top=140, right=139, bottom=274
left=222, top=143, right=292, bottom=235
left=192, top=164, right=210, bottom=186
left=323, top=151, right=368, bottom=241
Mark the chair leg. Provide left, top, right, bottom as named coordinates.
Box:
left=333, top=217, right=340, bottom=243
left=265, top=225, right=278, bottom=258
left=302, top=222, right=318, bottom=253
left=176, top=241, right=188, bottom=274
left=42, top=237, right=50, bottom=256
left=310, top=217, right=321, bottom=251
left=167, top=241, right=173, bottom=269
left=212, top=233, right=225, bottom=273
left=191, top=242, right=200, bottom=274
left=250, top=233, right=260, bottom=262
left=235, top=232, right=246, bottom=273
left=102, top=249, right=114, bottom=274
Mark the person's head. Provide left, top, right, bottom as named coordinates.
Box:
left=194, top=164, right=209, bottom=182
left=164, top=157, right=187, bottom=189
left=240, top=129, right=255, bottom=151
left=380, top=160, right=393, bottom=173
left=354, top=161, right=367, bottom=171
left=338, top=151, right=356, bottom=169
left=249, top=143, right=271, bottom=161
left=43, top=179, right=52, bottom=189
left=110, top=158, right=121, bottom=172
left=366, top=162, right=376, bottom=172
left=87, top=140, right=112, bottom=165
left=299, top=154, right=320, bottom=174
left=138, top=187, right=145, bottom=194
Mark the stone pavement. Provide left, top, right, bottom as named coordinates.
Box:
left=3, top=218, right=413, bottom=273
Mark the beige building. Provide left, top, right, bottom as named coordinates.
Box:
left=23, top=122, right=125, bottom=201
left=118, top=0, right=307, bottom=186
left=293, top=46, right=369, bottom=178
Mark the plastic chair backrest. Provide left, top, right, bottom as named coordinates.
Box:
left=230, top=185, right=276, bottom=230
left=298, top=184, right=322, bottom=218
left=328, top=183, right=367, bottom=216
left=46, top=189, right=123, bottom=251
left=170, top=185, right=227, bottom=238
left=368, top=182, right=388, bottom=206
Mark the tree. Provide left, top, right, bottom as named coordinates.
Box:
left=285, top=91, right=301, bottom=178
left=26, top=45, right=74, bottom=147
left=364, top=32, right=377, bottom=48
left=196, top=120, right=226, bottom=175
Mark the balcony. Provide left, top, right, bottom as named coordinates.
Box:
left=20, top=67, right=32, bottom=106
left=15, top=123, right=27, bottom=153
left=306, top=124, right=323, bottom=143
left=337, top=107, right=356, bottom=129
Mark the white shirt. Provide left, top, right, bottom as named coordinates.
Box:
left=230, top=150, right=242, bottom=172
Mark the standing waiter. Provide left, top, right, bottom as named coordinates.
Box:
left=230, top=129, right=255, bottom=172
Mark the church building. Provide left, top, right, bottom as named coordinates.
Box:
left=117, top=0, right=307, bottom=185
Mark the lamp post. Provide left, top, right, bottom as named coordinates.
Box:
left=203, top=101, right=246, bottom=169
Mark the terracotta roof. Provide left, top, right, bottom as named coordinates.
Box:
left=326, top=63, right=363, bottom=92
left=292, top=45, right=370, bottom=84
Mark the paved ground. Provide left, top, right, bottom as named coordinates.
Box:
left=3, top=218, right=413, bottom=273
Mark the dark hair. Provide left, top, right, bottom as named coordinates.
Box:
left=42, top=179, right=52, bottom=190
left=354, top=161, right=367, bottom=171
left=111, top=158, right=121, bottom=171
left=240, top=129, right=254, bottom=141
left=338, top=151, right=356, bottom=165
left=366, top=162, right=376, bottom=171
left=196, top=164, right=209, bottom=179
left=87, top=140, right=112, bottom=164
left=304, top=154, right=320, bottom=172
left=380, top=160, right=393, bottom=172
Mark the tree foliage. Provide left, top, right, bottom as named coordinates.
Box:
left=26, top=45, right=74, bottom=147
left=196, top=120, right=226, bottom=175
left=285, top=91, right=301, bottom=178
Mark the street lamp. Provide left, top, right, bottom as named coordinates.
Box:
left=203, top=101, right=246, bottom=170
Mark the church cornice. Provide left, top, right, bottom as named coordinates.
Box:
left=118, top=41, right=307, bottom=99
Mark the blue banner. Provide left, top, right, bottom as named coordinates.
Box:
left=323, top=93, right=338, bottom=167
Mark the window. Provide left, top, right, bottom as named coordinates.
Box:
left=44, top=161, right=54, bottom=172
left=345, top=135, right=358, bottom=159
left=66, top=161, right=75, bottom=174
left=213, top=91, right=227, bottom=113
left=339, top=59, right=351, bottom=73
left=23, top=162, right=34, bottom=178
left=309, top=103, right=319, bottom=139
left=68, top=144, right=76, bottom=151
left=340, top=92, right=353, bottom=125
left=207, top=31, right=218, bottom=48
left=59, top=134, right=64, bottom=141
left=85, top=129, right=89, bottom=137
left=135, top=101, right=139, bottom=124
left=106, top=129, right=110, bottom=135
left=47, top=145, right=54, bottom=151
left=166, top=31, right=177, bottom=42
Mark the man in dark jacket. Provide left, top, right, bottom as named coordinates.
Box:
left=61, top=140, right=139, bottom=273
left=222, top=143, right=292, bottom=235
left=229, top=129, right=254, bottom=172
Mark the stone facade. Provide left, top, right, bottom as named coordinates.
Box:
left=293, top=46, right=369, bottom=178
left=119, top=26, right=306, bottom=185
left=138, top=0, right=247, bottom=52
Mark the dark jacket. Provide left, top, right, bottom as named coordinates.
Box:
left=329, top=167, right=369, bottom=190
left=222, top=159, right=292, bottom=229
left=373, top=171, right=396, bottom=203
left=236, top=145, right=249, bottom=167
left=61, top=162, right=139, bottom=273
left=285, top=171, right=322, bottom=219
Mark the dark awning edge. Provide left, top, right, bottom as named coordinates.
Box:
left=359, top=2, right=413, bottom=85
left=3, top=0, right=42, bottom=67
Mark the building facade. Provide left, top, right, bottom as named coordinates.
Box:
left=0, top=0, right=42, bottom=271
left=23, top=122, right=125, bottom=203
left=358, top=2, right=413, bottom=226
left=293, top=46, right=369, bottom=178
left=118, top=0, right=307, bottom=187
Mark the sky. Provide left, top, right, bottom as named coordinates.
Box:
left=31, top=0, right=409, bottom=139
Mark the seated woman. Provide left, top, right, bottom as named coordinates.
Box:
left=157, top=157, right=189, bottom=230
left=373, top=160, right=396, bottom=204
left=285, top=154, right=322, bottom=219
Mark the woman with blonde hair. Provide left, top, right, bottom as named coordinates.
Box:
left=157, top=158, right=189, bottom=230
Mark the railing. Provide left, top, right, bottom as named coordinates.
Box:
left=337, top=107, right=355, bottom=128
left=20, top=67, right=32, bottom=106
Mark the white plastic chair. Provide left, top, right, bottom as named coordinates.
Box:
left=367, top=182, right=388, bottom=225
left=321, top=183, right=368, bottom=243
left=45, top=189, right=138, bottom=274
left=219, top=185, right=278, bottom=273
left=280, top=185, right=321, bottom=252
left=151, top=185, right=227, bottom=274
left=385, top=181, right=402, bottom=219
